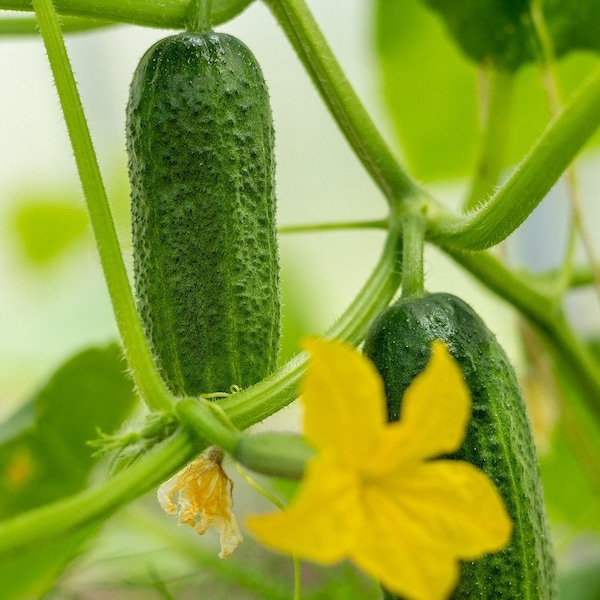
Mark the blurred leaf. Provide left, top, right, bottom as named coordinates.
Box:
left=419, top=0, right=600, bottom=71
left=559, top=557, right=600, bottom=600
left=0, top=529, right=96, bottom=600
left=0, top=343, right=138, bottom=598
left=375, top=0, right=478, bottom=181
left=539, top=424, right=600, bottom=531
left=11, top=199, right=88, bottom=264
left=374, top=0, right=600, bottom=182
left=0, top=343, right=137, bottom=517
left=539, top=338, right=600, bottom=533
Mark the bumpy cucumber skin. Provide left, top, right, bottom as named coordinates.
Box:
left=362, top=293, right=556, bottom=599
left=127, top=32, right=279, bottom=396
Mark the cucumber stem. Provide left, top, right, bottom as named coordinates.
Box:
left=186, top=0, right=212, bottom=33
left=176, top=398, right=239, bottom=455
left=401, top=214, right=426, bottom=299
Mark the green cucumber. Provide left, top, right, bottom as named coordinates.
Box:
left=363, top=292, right=556, bottom=598
left=127, top=31, right=280, bottom=397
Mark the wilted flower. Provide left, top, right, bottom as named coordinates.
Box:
left=158, top=447, right=242, bottom=558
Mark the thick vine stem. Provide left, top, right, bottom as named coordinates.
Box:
left=0, top=16, right=112, bottom=35
left=430, top=65, right=600, bottom=251
left=1, top=0, right=253, bottom=28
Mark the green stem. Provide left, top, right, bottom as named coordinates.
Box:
left=0, top=16, right=112, bottom=35
left=401, top=215, right=425, bottom=299
left=186, top=0, right=212, bottom=32
left=278, top=218, right=388, bottom=234
left=429, top=65, right=600, bottom=250
left=464, top=69, right=515, bottom=211
left=263, top=0, right=422, bottom=206
left=33, top=0, right=173, bottom=412
left=2, top=0, right=252, bottom=28
left=176, top=398, right=239, bottom=455
left=0, top=428, right=198, bottom=554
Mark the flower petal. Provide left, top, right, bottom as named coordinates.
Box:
left=394, top=341, right=471, bottom=462
left=353, top=482, right=461, bottom=600
left=246, top=455, right=361, bottom=564
left=384, top=460, right=513, bottom=558
left=301, top=337, right=387, bottom=467
left=350, top=459, right=511, bottom=599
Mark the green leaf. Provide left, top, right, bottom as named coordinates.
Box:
left=0, top=344, right=138, bottom=597
left=375, top=0, right=479, bottom=181
left=0, top=528, right=97, bottom=600
left=11, top=198, right=89, bottom=264
left=559, top=557, right=600, bottom=600
left=0, top=343, right=137, bottom=517
left=419, top=0, right=600, bottom=71
left=539, top=424, right=600, bottom=531
left=539, top=338, right=600, bottom=533
left=374, top=0, right=600, bottom=182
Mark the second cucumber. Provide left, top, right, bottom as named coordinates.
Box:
left=127, top=31, right=280, bottom=397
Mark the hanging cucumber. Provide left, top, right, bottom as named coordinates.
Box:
left=363, top=292, right=556, bottom=598
left=127, top=31, right=280, bottom=397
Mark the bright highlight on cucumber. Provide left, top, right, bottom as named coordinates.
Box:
left=127, top=31, right=280, bottom=397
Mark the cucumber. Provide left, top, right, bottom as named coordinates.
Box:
left=127, top=31, right=280, bottom=397
left=362, top=292, right=556, bottom=598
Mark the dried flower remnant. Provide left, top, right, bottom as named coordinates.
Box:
left=158, top=447, right=243, bottom=558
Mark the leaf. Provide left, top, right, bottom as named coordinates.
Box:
left=419, top=0, right=600, bottom=71
left=11, top=198, right=89, bottom=264
left=539, top=424, right=600, bottom=531
left=559, top=557, right=600, bottom=600
left=0, top=529, right=96, bottom=600
left=212, top=0, right=255, bottom=24
left=538, top=338, right=600, bottom=533
left=375, top=0, right=478, bottom=181
left=374, top=0, right=600, bottom=182
left=0, top=343, right=138, bottom=597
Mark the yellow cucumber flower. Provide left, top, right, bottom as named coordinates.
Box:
left=246, top=338, right=512, bottom=600
left=157, top=447, right=242, bottom=558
